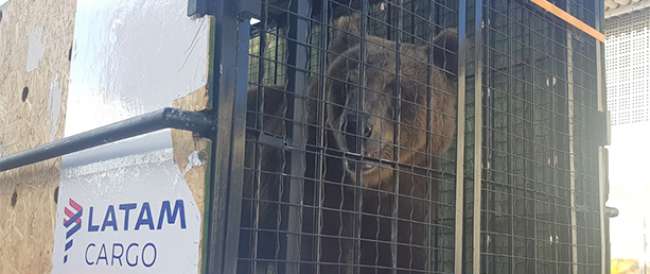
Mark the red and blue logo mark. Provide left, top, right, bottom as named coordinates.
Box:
left=63, top=198, right=83, bottom=263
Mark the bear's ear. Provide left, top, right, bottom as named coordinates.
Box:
left=247, top=86, right=286, bottom=129
left=431, top=28, right=458, bottom=77
left=247, top=85, right=285, bottom=114
left=328, top=15, right=361, bottom=63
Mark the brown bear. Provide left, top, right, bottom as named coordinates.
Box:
left=243, top=14, right=457, bottom=274
left=307, top=15, right=458, bottom=274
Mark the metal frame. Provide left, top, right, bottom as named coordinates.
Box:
left=455, top=0, right=467, bottom=272
left=595, top=0, right=611, bottom=272
left=284, top=2, right=311, bottom=273
left=0, top=108, right=215, bottom=172
left=202, top=0, right=254, bottom=274
left=467, top=0, right=607, bottom=273
left=565, top=3, right=580, bottom=274
left=472, top=0, right=483, bottom=272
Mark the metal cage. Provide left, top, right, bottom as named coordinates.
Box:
left=242, top=1, right=458, bottom=273
left=205, top=0, right=608, bottom=273
left=0, top=0, right=609, bottom=273
left=233, top=0, right=608, bottom=273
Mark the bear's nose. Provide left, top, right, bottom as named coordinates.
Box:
left=342, top=112, right=370, bottom=154
left=364, top=124, right=373, bottom=138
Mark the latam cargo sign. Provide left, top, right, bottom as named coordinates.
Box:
left=51, top=152, right=202, bottom=274
left=62, top=199, right=186, bottom=267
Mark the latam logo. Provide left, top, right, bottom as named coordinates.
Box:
left=63, top=198, right=83, bottom=263
left=60, top=199, right=187, bottom=268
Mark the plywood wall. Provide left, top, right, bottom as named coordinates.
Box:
left=0, top=0, right=76, bottom=273
left=172, top=86, right=211, bottom=273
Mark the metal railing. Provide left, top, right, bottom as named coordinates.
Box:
left=0, top=107, right=215, bottom=172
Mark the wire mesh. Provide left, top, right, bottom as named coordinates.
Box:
left=241, top=1, right=458, bottom=274
left=604, top=8, right=650, bottom=126
left=234, top=0, right=604, bottom=273
left=474, top=0, right=603, bottom=273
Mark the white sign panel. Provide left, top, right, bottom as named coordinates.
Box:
left=51, top=0, right=210, bottom=272
left=51, top=150, right=201, bottom=274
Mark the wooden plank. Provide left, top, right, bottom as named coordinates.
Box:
left=0, top=0, right=76, bottom=273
